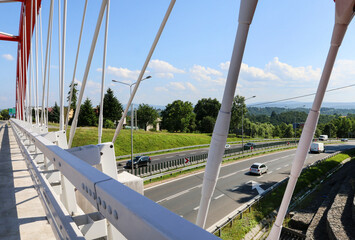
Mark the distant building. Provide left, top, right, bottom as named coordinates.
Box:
left=146, top=118, right=161, bottom=131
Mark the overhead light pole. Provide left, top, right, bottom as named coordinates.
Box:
left=241, top=95, right=256, bottom=152
left=112, top=75, right=152, bottom=174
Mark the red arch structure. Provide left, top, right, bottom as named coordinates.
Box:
left=0, top=0, right=42, bottom=120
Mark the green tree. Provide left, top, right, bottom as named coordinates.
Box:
left=103, top=88, right=123, bottom=124
left=137, top=104, right=159, bottom=130
left=67, top=82, right=78, bottom=110
left=194, top=98, right=220, bottom=132
left=161, top=100, right=195, bottom=132
left=78, top=98, right=97, bottom=126
left=200, top=116, right=216, bottom=133
left=48, top=102, right=60, bottom=123
left=230, top=95, right=247, bottom=133
left=0, top=109, right=10, bottom=120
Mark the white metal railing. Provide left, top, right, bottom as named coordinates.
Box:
left=11, top=119, right=218, bottom=240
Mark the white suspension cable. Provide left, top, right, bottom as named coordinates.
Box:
left=58, top=0, right=62, bottom=127
left=59, top=0, right=67, bottom=131
left=35, top=0, right=39, bottom=125
left=112, top=0, right=176, bottom=143
left=46, top=0, right=54, bottom=126
left=98, top=0, right=110, bottom=144
left=42, top=0, right=54, bottom=126
left=196, top=0, right=258, bottom=228
left=68, top=0, right=108, bottom=148
left=65, top=0, right=88, bottom=132
left=39, top=6, right=45, bottom=126
left=29, top=0, right=33, bottom=124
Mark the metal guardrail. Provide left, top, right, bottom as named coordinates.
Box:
left=128, top=140, right=298, bottom=177
left=209, top=151, right=341, bottom=236
left=116, top=138, right=295, bottom=159
left=11, top=119, right=218, bottom=240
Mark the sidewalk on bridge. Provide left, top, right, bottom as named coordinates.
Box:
left=0, top=122, right=55, bottom=240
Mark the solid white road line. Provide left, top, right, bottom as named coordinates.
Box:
left=156, top=184, right=202, bottom=203
left=276, top=167, right=281, bottom=171
left=193, top=206, right=200, bottom=211
left=214, top=194, right=224, bottom=200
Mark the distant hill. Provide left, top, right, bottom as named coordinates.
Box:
left=248, top=105, right=355, bottom=116
left=249, top=101, right=355, bottom=110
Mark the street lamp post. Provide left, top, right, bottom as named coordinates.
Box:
left=112, top=75, right=152, bottom=174
left=241, top=96, right=256, bottom=152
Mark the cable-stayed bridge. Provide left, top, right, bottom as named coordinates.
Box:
left=0, top=0, right=354, bottom=239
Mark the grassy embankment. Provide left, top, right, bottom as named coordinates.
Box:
left=218, top=148, right=355, bottom=240
left=49, top=125, right=248, bottom=156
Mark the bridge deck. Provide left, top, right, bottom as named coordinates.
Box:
left=0, top=121, right=55, bottom=240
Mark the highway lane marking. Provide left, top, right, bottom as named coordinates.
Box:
left=145, top=149, right=298, bottom=190
left=191, top=152, right=197, bottom=154
left=193, top=206, right=200, bottom=211
left=166, top=156, right=173, bottom=158
left=268, top=171, right=273, bottom=174
left=156, top=184, right=202, bottom=203
left=214, top=194, right=224, bottom=200
left=284, top=164, right=289, bottom=167
left=276, top=167, right=281, bottom=171
left=219, top=170, right=243, bottom=179
left=257, top=175, right=263, bottom=179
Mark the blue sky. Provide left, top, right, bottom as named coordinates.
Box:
left=0, top=0, right=355, bottom=110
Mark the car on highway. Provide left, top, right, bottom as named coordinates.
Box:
left=310, top=142, right=325, bottom=153
left=244, top=142, right=256, bottom=150
left=341, top=138, right=348, bottom=142
left=249, top=163, right=268, bottom=175
left=125, top=156, right=151, bottom=168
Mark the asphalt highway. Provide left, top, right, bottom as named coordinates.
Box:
left=144, top=142, right=355, bottom=229
left=118, top=140, right=282, bottom=169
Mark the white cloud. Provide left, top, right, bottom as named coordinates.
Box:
left=186, top=82, right=197, bottom=92
left=219, top=61, right=230, bottom=70
left=154, top=86, right=169, bottom=92
left=265, top=57, right=321, bottom=82
left=189, top=65, right=224, bottom=85
left=74, top=78, right=82, bottom=87
left=148, top=59, right=185, bottom=79
left=106, top=66, right=140, bottom=80
left=2, top=54, right=14, bottom=61
left=240, top=63, right=280, bottom=81
left=169, top=82, right=186, bottom=90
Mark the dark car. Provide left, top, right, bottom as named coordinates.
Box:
left=125, top=156, right=151, bottom=168
left=341, top=138, right=348, bottom=142
left=244, top=142, right=256, bottom=150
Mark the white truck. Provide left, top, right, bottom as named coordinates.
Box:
left=319, top=135, right=328, bottom=141
left=310, top=142, right=325, bottom=153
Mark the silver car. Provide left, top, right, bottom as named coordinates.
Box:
left=249, top=163, right=268, bottom=176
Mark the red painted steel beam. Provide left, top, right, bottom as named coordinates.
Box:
left=13, top=0, right=42, bottom=119
left=0, top=33, right=19, bottom=42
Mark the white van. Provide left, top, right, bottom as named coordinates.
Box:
left=319, top=135, right=328, bottom=141
left=310, top=142, right=325, bottom=153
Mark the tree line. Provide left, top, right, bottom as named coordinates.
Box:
left=46, top=84, right=355, bottom=139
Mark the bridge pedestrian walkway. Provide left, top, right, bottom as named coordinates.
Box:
left=0, top=121, right=55, bottom=240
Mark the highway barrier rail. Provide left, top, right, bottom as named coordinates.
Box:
left=116, top=138, right=297, bottom=160
left=208, top=151, right=342, bottom=237
left=127, top=140, right=299, bottom=177
left=10, top=119, right=218, bottom=240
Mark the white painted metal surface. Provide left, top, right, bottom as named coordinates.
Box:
left=267, top=1, right=355, bottom=239
left=11, top=119, right=218, bottom=239
left=196, top=0, right=258, bottom=228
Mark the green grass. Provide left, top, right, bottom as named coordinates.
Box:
left=51, top=126, right=248, bottom=156
left=217, top=148, right=355, bottom=240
